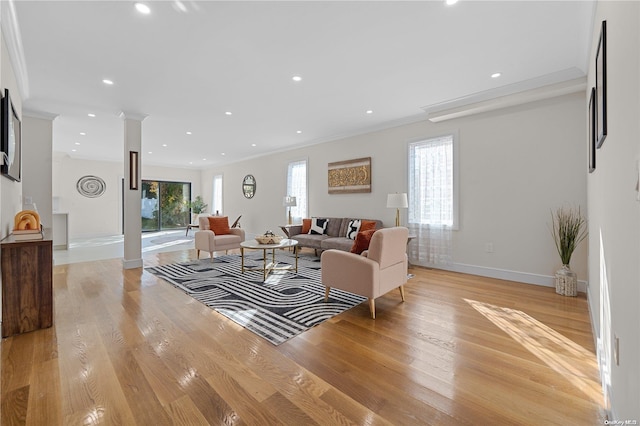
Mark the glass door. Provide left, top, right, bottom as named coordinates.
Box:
left=141, top=180, right=191, bottom=232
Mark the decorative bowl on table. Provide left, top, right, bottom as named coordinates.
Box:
left=255, top=231, right=283, bottom=245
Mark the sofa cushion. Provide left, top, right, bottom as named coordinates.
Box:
left=321, top=237, right=356, bottom=252
left=350, top=229, right=377, bottom=254
left=208, top=216, right=230, bottom=235
left=325, top=218, right=343, bottom=237
left=310, top=218, right=328, bottom=235
left=294, top=234, right=329, bottom=250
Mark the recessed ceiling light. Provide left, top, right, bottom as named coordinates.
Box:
left=102, top=79, right=114, bottom=85
left=251, top=143, right=256, bottom=147
left=148, top=151, right=152, bottom=154
left=135, top=3, right=151, bottom=14
left=162, top=144, right=167, bottom=147
left=445, top=0, right=458, bottom=5
left=88, top=113, right=96, bottom=118
left=221, top=153, right=226, bottom=156
left=186, top=131, right=192, bottom=135
left=292, top=75, right=302, bottom=82
left=80, top=132, right=86, bottom=136
left=202, top=158, right=207, bottom=161
left=366, top=110, right=373, bottom=114
left=296, top=130, right=302, bottom=134
left=71, top=149, right=77, bottom=152
left=225, top=111, right=232, bottom=116
left=75, top=142, right=80, bottom=146
left=189, top=161, right=193, bottom=165
left=491, top=72, right=502, bottom=78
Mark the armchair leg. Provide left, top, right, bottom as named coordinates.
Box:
left=196, top=249, right=200, bottom=259
left=324, top=287, right=330, bottom=302
left=209, top=252, right=214, bottom=262
left=399, top=285, right=406, bottom=302
left=368, top=299, right=376, bottom=319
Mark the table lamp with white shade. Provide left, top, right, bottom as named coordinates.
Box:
left=387, top=193, right=408, bottom=227
left=283, top=195, right=297, bottom=225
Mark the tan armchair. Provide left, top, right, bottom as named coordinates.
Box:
left=321, top=227, right=409, bottom=319
left=195, top=216, right=245, bottom=261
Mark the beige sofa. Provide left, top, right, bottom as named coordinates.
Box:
left=288, top=217, right=383, bottom=253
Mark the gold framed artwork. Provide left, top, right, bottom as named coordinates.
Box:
left=328, top=157, right=371, bottom=194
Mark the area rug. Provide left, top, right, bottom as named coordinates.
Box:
left=146, top=252, right=366, bottom=345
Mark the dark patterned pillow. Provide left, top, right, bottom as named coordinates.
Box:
left=309, top=218, right=328, bottom=235
left=346, top=219, right=361, bottom=239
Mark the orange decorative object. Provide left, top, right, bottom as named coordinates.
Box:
left=14, top=210, right=41, bottom=231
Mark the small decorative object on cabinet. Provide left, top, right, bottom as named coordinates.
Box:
left=550, top=206, right=587, bottom=296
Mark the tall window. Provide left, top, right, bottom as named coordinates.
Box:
left=287, top=159, right=308, bottom=222
left=211, top=174, right=223, bottom=215
left=408, top=134, right=457, bottom=266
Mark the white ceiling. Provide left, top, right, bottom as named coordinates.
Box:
left=11, top=1, right=594, bottom=169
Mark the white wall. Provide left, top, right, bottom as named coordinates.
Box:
left=201, top=91, right=587, bottom=286
left=22, top=115, right=53, bottom=228
left=587, top=2, right=640, bottom=420
left=52, top=154, right=202, bottom=238
left=0, top=33, right=22, bottom=239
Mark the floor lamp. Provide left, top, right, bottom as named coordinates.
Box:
left=283, top=196, right=297, bottom=225
left=387, top=193, right=408, bottom=227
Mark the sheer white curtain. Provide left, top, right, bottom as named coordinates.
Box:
left=408, top=135, right=454, bottom=266
left=211, top=174, right=223, bottom=215
left=287, top=160, right=308, bottom=222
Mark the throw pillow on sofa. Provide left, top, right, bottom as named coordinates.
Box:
left=309, top=218, right=329, bottom=235
left=301, top=218, right=312, bottom=234
left=346, top=219, right=361, bottom=239
left=360, top=220, right=377, bottom=232
left=208, top=216, right=230, bottom=235
left=350, top=229, right=376, bottom=254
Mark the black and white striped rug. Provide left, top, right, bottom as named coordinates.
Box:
left=146, top=252, right=366, bottom=345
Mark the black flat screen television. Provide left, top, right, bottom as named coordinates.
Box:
left=1, top=88, right=21, bottom=182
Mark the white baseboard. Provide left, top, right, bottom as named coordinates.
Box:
left=122, top=258, right=143, bottom=269
left=415, top=261, right=588, bottom=293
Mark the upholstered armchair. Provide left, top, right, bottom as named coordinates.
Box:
left=195, top=216, right=245, bottom=261
left=321, top=226, right=409, bottom=319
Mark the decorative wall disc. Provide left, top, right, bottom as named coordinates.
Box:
left=77, top=175, right=106, bottom=198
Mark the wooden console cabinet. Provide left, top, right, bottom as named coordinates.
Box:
left=1, top=230, right=53, bottom=338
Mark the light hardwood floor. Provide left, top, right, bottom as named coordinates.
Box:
left=2, top=248, right=606, bottom=425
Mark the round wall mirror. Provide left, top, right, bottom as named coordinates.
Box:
left=242, top=174, right=256, bottom=199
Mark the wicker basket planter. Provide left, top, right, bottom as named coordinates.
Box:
left=555, top=265, right=577, bottom=296
left=255, top=234, right=283, bottom=245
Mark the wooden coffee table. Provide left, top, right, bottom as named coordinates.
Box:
left=240, top=239, right=298, bottom=281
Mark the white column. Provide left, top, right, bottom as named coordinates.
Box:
left=120, top=112, right=147, bottom=269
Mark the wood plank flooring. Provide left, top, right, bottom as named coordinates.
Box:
left=1, top=248, right=606, bottom=425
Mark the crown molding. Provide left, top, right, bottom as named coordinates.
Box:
left=1, top=0, right=30, bottom=100
left=118, top=111, right=148, bottom=122
left=423, top=68, right=586, bottom=123
left=22, top=108, right=58, bottom=121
